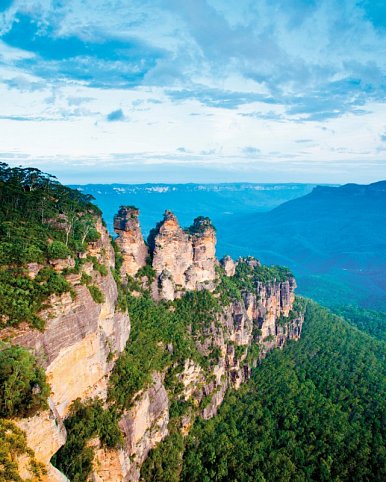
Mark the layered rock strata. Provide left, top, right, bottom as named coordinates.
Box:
left=2, top=220, right=131, bottom=481
left=114, top=206, right=148, bottom=279
left=90, top=266, right=303, bottom=480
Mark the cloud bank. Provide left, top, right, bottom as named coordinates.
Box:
left=0, top=0, right=385, bottom=183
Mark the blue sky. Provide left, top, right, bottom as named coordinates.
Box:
left=0, top=0, right=385, bottom=183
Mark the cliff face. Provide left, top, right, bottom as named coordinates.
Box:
left=92, top=373, right=169, bottom=481
left=114, top=206, right=148, bottom=279
left=89, top=250, right=302, bottom=481
left=2, top=220, right=131, bottom=481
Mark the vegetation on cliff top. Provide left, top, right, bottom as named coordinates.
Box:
left=216, top=259, right=293, bottom=304
left=0, top=163, right=100, bottom=329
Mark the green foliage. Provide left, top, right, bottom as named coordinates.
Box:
left=186, top=216, right=215, bottom=235
left=333, top=305, right=386, bottom=342
left=88, top=256, right=108, bottom=276
left=47, top=240, right=70, bottom=259
left=0, top=240, right=44, bottom=265
left=87, top=285, right=105, bottom=304
left=216, top=259, right=293, bottom=304
left=0, top=267, right=71, bottom=329
left=0, top=419, right=46, bottom=481
left=0, top=343, right=50, bottom=418
left=140, top=431, right=185, bottom=482
left=52, top=399, right=122, bottom=482
left=182, top=301, right=386, bottom=481
left=215, top=265, right=242, bottom=304
left=233, top=259, right=293, bottom=290
left=109, top=291, right=220, bottom=410
left=136, top=264, right=157, bottom=284
left=0, top=163, right=100, bottom=328
left=80, top=272, right=92, bottom=285
left=111, top=238, right=123, bottom=273
left=85, top=227, right=100, bottom=243
left=110, top=239, right=129, bottom=312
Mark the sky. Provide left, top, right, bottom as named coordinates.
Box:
left=0, top=0, right=386, bottom=184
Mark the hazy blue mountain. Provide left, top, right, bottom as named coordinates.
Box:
left=221, top=181, right=386, bottom=309
left=71, top=183, right=317, bottom=237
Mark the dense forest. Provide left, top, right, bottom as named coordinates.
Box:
left=0, top=163, right=101, bottom=329
left=332, top=305, right=386, bottom=342
left=180, top=301, right=386, bottom=482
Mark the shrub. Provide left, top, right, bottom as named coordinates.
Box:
left=80, top=272, right=92, bottom=285
left=88, top=285, right=105, bottom=304
left=0, top=343, right=50, bottom=418
left=48, top=241, right=71, bottom=260
left=85, top=228, right=100, bottom=243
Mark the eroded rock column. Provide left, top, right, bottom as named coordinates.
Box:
left=114, top=206, right=148, bottom=279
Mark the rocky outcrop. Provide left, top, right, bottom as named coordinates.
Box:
left=103, top=263, right=302, bottom=481
left=91, top=373, right=169, bottom=481
left=179, top=273, right=302, bottom=421
left=114, top=206, right=148, bottom=279
left=3, top=220, right=131, bottom=481
left=221, top=255, right=236, bottom=277
left=149, top=211, right=217, bottom=300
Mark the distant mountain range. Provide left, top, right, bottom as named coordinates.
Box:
left=71, top=182, right=318, bottom=236
left=221, top=181, right=386, bottom=309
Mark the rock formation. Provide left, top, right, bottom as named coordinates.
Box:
left=221, top=255, right=236, bottom=277
left=114, top=206, right=148, bottom=279
left=149, top=211, right=217, bottom=300
left=88, top=266, right=303, bottom=480
left=92, top=373, right=169, bottom=481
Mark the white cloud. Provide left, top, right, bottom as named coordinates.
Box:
left=0, top=0, right=385, bottom=182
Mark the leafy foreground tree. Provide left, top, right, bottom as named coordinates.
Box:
left=181, top=301, right=386, bottom=482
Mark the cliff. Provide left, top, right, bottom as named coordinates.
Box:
left=1, top=199, right=303, bottom=482
left=90, top=265, right=302, bottom=481
left=1, top=219, right=131, bottom=481
left=84, top=210, right=303, bottom=481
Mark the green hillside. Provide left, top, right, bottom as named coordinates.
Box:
left=182, top=301, right=386, bottom=481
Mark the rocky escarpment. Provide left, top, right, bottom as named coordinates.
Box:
left=92, top=373, right=169, bottom=481
left=2, top=204, right=303, bottom=482
left=85, top=211, right=304, bottom=481
left=90, top=271, right=303, bottom=481
left=1, top=220, right=130, bottom=481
